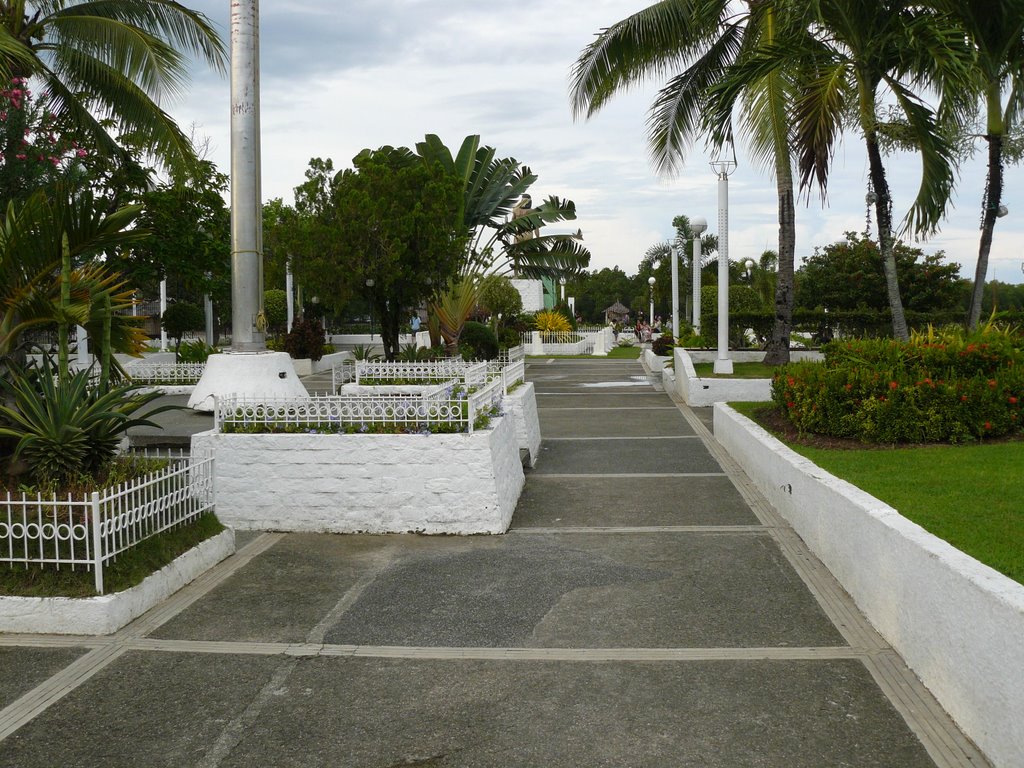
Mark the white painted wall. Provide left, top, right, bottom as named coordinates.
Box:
left=0, top=530, right=234, bottom=635
left=715, top=404, right=1024, bottom=768
left=191, top=414, right=525, bottom=535
left=505, top=382, right=541, bottom=467
left=511, top=279, right=545, bottom=313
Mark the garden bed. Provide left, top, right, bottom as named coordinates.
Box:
left=674, top=348, right=822, bottom=406
left=715, top=403, right=1024, bottom=768
left=191, top=413, right=525, bottom=534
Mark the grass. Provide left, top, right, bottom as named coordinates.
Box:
left=732, top=402, right=1024, bottom=585
left=693, top=361, right=778, bottom=379
left=0, top=513, right=225, bottom=598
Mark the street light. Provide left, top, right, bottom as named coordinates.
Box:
left=743, top=258, right=756, bottom=282
left=365, top=278, right=376, bottom=340
left=690, top=216, right=707, bottom=334
left=648, top=275, right=656, bottom=332
left=559, top=276, right=566, bottom=302
left=670, top=245, right=680, bottom=339
left=710, top=144, right=737, bottom=374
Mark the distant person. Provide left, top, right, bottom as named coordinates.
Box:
left=410, top=314, right=422, bottom=333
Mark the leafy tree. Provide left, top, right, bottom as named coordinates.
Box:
left=478, top=274, right=522, bottom=331
left=795, top=232, right=965, bottom=314
left=568, top=266, right=635, bottom=323
left=0, top=0, right=227, bottom=178
left=109, top=159, right=230, bottom=312
left=570, top=0, right=801, bottom=363
left=315, top=146, right=465, bottom=360
left=161, top=300, right=203, bottom=361
left=263, top=289, right=287, bottom=339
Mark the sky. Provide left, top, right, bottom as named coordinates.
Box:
left=171, top=0, right=1024, bottom=285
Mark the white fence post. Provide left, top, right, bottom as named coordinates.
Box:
left=530, top=331, right=543, bottom=356
left=90, top=491, right=104, bottom=595
left=592, top=327, right=608, bottom=357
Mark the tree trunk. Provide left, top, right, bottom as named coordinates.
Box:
left=967, top=133, right=1003, bottom=331
left=762, top=169, right=795, bottom=365
left=58, top=234, right=71, bottom=379
left=866, top=134, right=908, bottom=341
left=380, top=303, right=400, bottom=361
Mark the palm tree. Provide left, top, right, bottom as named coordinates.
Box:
left=752, top=0, right=965, bottom=340
left=0, top=0, right=226, bottom=176
left=928, top=0, right=1024, bottom=330
left=570, top=0, right=800, bottom=363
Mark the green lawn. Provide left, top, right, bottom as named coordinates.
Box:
left=693, top=361, right=777, bottom=379
left=733, top=403, right=1024, bottom=584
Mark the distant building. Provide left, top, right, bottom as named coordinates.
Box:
left=603, top=301, right=630, bottom=324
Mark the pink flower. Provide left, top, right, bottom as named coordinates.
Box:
left=14, top=153, right=25, bottom=160
left=76, top=148, right=87, bottom=157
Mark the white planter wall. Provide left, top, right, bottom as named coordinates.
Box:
left=0, top=530, right=234, bottom=635
left=505, top=382, right=541, bottom=467
left=191, top=415, right=524, bottom=535
left=715, top=404, right=1024, bottom=768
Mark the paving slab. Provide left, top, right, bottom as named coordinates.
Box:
left=151, top=534, right=398, bottom=643
left=0, top=647, right=89, bottom=710
left=535, top=392, right=672, bottom=409
left=511, top=475, right=758, bottom=527
left=0, top=650, right=283, bottom=768
left=219, top=656, right=935, bottom=768
left=539, top=407, right=694, bottom=437
left=531, top=437, right=722, bottom=475
left=320, top=533, right=845, bottom=648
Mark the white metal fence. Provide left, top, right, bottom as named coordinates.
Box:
left=216, top=374, right=504, bottom=435
left=0, top=455, right=215, bottom=594
left=353, top=360, right=487, bottom=386
left=126, top=361, right=206, bottom=385
left=487, top=359, right=526, bottom=394
left=500, top=345, right=525, bottom=363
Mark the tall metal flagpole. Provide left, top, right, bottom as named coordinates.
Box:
left=230, top=0, right=263, bottom=352
left=187, top=0, right=306, bottom=410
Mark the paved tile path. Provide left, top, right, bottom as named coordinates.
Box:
left=0, top=359, right=990, bottom=766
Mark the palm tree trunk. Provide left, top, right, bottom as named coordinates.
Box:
left=58, top=234, right=71, bottom=380
left=866, top=135, right=909, bottom=341
left=763, top=171, right=795, bottom=364
left=967, top=133, right=1003, bottom=331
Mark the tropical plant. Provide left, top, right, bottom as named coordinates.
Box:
left=0, top=358, right=173, bottom=488
left=0, top=0, right=227, bottom=180
left=284, top=317, right=325, bottom=362
left=350, top=344, right=381, bottom=362
left=924, top=1, right=1024, bottom=331
left=534, top=310, right=572, bottom=334
left=432, top=275, right=481, bottom=354
left=737, top=0, right=967, bottom=341
left=397, top=342, right=431, bottom=362
left=176, top=338, right=214, bottom=364
left=0, top=187, right=150, bottom=362
left=570, top=0, right=800, bottom=364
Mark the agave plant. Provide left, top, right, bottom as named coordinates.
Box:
left=0, top=358, right=176, bottom=489
left=350, top=344, right=382, bottom=362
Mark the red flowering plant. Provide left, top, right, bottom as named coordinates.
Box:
left=770, top=325, right=1023, bottom=443
left=0, top=77, right=88, bottom=203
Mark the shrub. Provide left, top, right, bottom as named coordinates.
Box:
left=534, top=310, right=571, bottom=333
left=497, top=327, right=520, bottom=350
left=284, top=317, right=326, bottom=362
left=177, top=339, right=216, bottom=364
left=161, top=302, right=205, bottom=360
left=459, top=321, right=499, bottom=360
left=651, top=333, right=675, bottom=356
left=771, top=327, right=1024, bottom=443
left=263, top=289, right=288, bottom=337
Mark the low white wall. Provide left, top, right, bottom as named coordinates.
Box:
left=505, top=382, right=541, bottom=467
left=191, top=414, right=524, bottom=535
left=0, top=529, right=235, bottom=635
left=642, top=349, right=666, bottom=372
left=290, top=350, right=354, bottom=377
left=683, top=349, right=822, bottom=363
left=329, top=334, right=416, bottom=348
left=674, top=348, right=771, bottom=406
left=715, top=405, right=1024, bottom=768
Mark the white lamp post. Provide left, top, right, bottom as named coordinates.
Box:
left=159, top=278, right=167, bottom=352
left=670, top=245, right=680, bottom=339
left=559, top=276, right=566, bottom=302
left=690, top=216, right=707, bottom=334
left=648, top=275, right=656, bottom=331
left=710, top=145, right=737, bottom=374
left=285, top=259, right=294, bottom=332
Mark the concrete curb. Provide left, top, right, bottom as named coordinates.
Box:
left=0, top=528, right=235, bottom=635
left=714, top=403, right=1024, bottom=768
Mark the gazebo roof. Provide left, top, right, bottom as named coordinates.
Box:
left=603, top=301, right=629, bottom=315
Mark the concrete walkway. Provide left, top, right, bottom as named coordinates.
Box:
left=0, top=359, right=989, bottom=766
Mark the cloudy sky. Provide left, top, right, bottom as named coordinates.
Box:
left=172, top=0, right=1024, bottom=285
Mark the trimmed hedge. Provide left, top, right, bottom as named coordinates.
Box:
left=771, top=331, right=1024, bottom=443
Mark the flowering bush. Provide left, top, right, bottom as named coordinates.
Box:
left=771, top=327, right=1023, bottom=443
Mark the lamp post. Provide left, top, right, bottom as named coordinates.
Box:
left=690, top=216, right=707, bottom=334
left=365, top=278, right=375, bottom=340
left=710, top=145, right=737, bottom=374
left=670, top=245, right=680, bottom=339
left=648, top=275, right=656, bottom=332
left=559, top=276, right=566, bottom=302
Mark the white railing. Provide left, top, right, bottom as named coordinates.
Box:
left=519, top=331, right=598, bottom=355
left=353, top=360, right=488, bottom=387
left=216, top=376, right=505, bottom=435
left=500, top=345, right=525, bottom=363
left=126, top=361, right=206, bottom=385
left=487, top=359, right=525, bottom=394
left=0, top=455, right=215, bottom=594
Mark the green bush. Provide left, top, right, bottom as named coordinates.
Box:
left=161, top=302, right=205, bottom=360
left=459, top=321, right=499, bottom=360
left=177, top=339, right=216, bottom=364
left=263, top=289, right=288, bottom=337
left=651, top=332, right=675, bottom=356
left=497, top=327, right=521, bottom=349
left=771, top=328, right=1024, bottom=443
left=284, top=317, right=326, bottom=362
